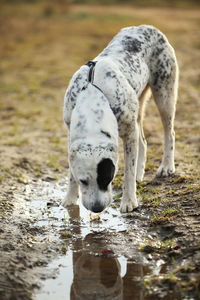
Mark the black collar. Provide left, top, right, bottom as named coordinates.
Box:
left=85, top=61, right=104, bottom=95
left=86, top=60, right=97, bottom=83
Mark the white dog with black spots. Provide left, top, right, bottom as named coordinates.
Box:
left=62, top=25, right=179, bottom=213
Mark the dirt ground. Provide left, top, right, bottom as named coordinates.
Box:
left=0, top=2, right=200, bottom=300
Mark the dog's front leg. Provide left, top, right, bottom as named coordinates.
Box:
left=62, top=170, right=79, bottom=207
left=120, top=125, right=139, bottom=213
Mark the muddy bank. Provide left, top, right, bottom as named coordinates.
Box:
left=0, top=173, right=199, bottom=299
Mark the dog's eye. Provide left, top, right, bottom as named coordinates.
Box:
left=80, top=179, right=88, bottom=186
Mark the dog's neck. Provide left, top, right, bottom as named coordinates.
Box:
left=70, top=83, right=118, bottom=150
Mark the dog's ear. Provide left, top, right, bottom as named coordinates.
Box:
left=97, top=158, right=115, bottom=191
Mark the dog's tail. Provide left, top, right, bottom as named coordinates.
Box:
left=138, top=84, right=151, bottom=124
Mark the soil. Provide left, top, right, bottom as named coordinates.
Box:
left=0, top=2, right=200, bottom=300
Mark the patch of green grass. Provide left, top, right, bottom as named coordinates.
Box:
left=113, top=172, right=123, bottom=189
left=167, top=189, right=177, bottom=196
left=61, top=244, right=68, bottom=254
left=139, top=192, right=161, bottom=207
left=181, top=184, right=200, bottom=195
left=47, top=155, right=60, bottom=171
left=143, top=271, right=180, bottom=294
left=0, top=83, right=21, bottom=93
left=43, top=119, right=58, bottom=132
left=143, top=262, right=200, bottom=297
left=16, top=108, right=41, bottom=120
left=140, top=237, right=176, bottom=253
left=17, top=174, right=30, bottom=184
left=173, top=175, right=192, bottom=184
left=151, top=214, right=168, bottom=224
left=49, top=137, right=61, bottom=145
left=151, top=206, right=185, bottom=225
left=150, top=187, right=161, bottom=194
left=0, top=167, right=12, bottom=181
left=49, top=136, right=67, bottom=153
left=5, top=138, right=29, bottom=146
left=7, top=125, right=19, bottom=136
left=111, top=203, right=120, bottom=209
left=145, top=162, right=156, bottom=171
left=60, top=230, right=72, bottom=240
left=137, top=183, right=161, bottom=206
left=114, top=193, right=121, bottom=202
left=33, top=167, right=42, bottom=177
left=163, top=207, right=181, bottom=216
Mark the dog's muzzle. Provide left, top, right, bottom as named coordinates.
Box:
left=91, top=201, right=105, bottom=213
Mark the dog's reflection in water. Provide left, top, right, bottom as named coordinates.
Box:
left=67, top=205, right=147, bottom=300
left=71, top=253, right=122, bottom=300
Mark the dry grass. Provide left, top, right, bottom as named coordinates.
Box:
left=1, top=2, right=199, bottom=181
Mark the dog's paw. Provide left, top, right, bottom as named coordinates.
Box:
left=136, top=164, right=145, bottom=182
left=156, top=164, right=175, bottom=177
left=120, top=199, right=138, bottom=213
left=62, top=193, right=78, bottom=208
left=136, top=171, right=144, bottom=182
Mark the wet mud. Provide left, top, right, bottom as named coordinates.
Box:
left=1, top=177, right=199, bottom=300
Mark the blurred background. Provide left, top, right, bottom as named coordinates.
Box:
left=0, top=0, right=199, bottom=180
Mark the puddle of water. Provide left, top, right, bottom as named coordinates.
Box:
left=14, top=179, right=181, bottom=300
left=21, top=179, right=128, bottom=235
left=20, top=179, right=149, bottom=299
left=35, top=251, right=73, bottom=300
left=20, top=178, right=131, bottom=243
left=35, top=251, right=130, bottom=300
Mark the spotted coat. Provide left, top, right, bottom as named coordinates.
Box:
left=63, top=25, right=179, bottom=213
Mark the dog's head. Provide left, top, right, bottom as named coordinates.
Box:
left=69, top=142, right=118, bottom=213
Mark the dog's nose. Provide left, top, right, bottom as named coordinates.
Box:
left=91, top=202, right=104, bottom=213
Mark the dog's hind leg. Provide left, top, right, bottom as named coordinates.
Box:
left=137, top=85, right=151, bottom=182
left=150, top=46, right=179, bottom=177
left=62, top=170, right=79, bottom=207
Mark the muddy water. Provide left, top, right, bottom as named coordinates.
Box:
left=21, top=179, right=179, bottom=300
